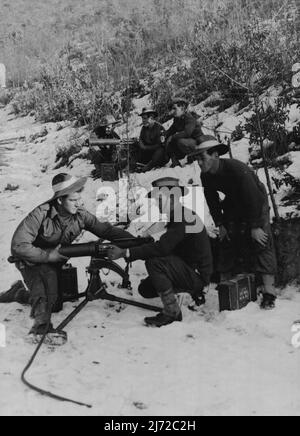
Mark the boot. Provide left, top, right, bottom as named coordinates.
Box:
left=144, top=311, right=183, bottom=328
left=144, top=288, right=182, bottom=328
left=30, top=299, right=51, bottom=335
left=171, top=158, right=182, bottom=168
left=30, top=299, right=67, bottom=345
left=188, top=293, right=206, bottom=311
left=0, top=281, right=29, bottom=304
left=261, top=274, right=277, bottom=310
left=260, top=293, right=277, bottom=310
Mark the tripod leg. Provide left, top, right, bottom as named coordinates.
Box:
left=56, top=299, right=89, bottom=331
left=99, top=289, right=163, bottom=312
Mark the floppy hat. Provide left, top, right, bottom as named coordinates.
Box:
left=147, top=177, right=189, bottom=198
left=98, top=115, right=120, bottom=127
left=139, top=107, right=158, bottom=118
left=49, top=173, right=87, bottom=201
left=188, top=135, right=229, bottom=158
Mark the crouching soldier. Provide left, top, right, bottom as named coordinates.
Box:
left=189, top=135, right=278, bottom=310
left=138, top=108, right=167, bottom=172
left=108, top=177, right=213, bottom=327
left=10, top=173, right=133, bottom=336
left=166, top=98, right=203, bottom=167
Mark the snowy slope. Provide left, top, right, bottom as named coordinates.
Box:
left=1, top=101, right=300, bottom=417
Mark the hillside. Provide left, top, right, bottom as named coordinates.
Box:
left=0, top=104, right=300, bottom=417
left=1, top=0, right=300, bottom=417
left=0, top=0, right=292, bottom=87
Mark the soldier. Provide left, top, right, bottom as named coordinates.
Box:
left=137, top=107, right=167, bottom=172
left=166, top=98, right=203, bottom=167
left=92, top=115, right=121, bottom=141
left=9, top=173, right=133, bottom=337
left=108, top=177, right=213, bottom=327
left=189, top=135, right=278, bottom=310
left=89, top=115, right=121, bottom=168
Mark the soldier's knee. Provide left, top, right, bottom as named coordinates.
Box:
left=138, top=278, right=158, bottom=299
left=145, top=257, right=164, bottom=272
left=176, top=138, right=186, bottom=146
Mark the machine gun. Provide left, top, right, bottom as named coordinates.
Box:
left=89, top=137, right=137, bottom=148
left=89, top=137, right=139, bottom=180
left=56, top=237, right=162, bottom=331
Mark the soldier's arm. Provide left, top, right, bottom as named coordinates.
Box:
left=11, top=207, right=51, bottom=263
left=166, top=122, right=177, bottom=139
left=83, top=211, right=134, bottom=241
left=173, top=114, right=196, bottom=139
left=203, top=185, right=224, bottom=227
left=129, top=222, right=185, bottom=261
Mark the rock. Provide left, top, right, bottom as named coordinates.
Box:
left=4, top=184, right=19, bottom=192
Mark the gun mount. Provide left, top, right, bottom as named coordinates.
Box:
left=56, top=237, right=162, bottom=331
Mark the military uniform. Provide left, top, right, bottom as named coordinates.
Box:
left=166, top=112, right=203, bottom=161
left=129, top=206, right=213, bottom=304
left=89, top=127, right=120, bottom=167
left=11, top=202, right=133, bottom=313
left=201, top=158, right=277, bottom=276
left=139, top=121, right=167, bottom=170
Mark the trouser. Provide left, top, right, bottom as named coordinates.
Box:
left=139, top=146, right=167, bottom=169
left=166, top=137, right=197, bottom=160
left=217, top=205, right=277, bottom=277
left=139, top=256, right=207, bottom=316
left=16, top=263, right=61, bottom=319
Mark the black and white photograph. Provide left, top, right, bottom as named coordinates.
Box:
left=0, top=0, right=300, bottom=419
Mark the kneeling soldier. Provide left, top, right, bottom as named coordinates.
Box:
left=189, top=135, right=278, bottom=310
left=10, top=173, right=133, bottom=336
left=108, top=177, right=213, bottom=327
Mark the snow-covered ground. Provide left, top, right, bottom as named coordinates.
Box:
left=1, top=103, right=300, bottom=417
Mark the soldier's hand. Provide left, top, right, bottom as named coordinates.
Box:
left=219, top=225, right=230, bottom=242
left=48, top=246, right=69, bottom=263
left=107, top=246, right=126, bottom=261
left=251, top=228, right=268, bottom=247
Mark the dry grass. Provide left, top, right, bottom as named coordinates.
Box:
left=0, top=0, right=298, bottom=123
left=0, top=0, right=292, bottom=86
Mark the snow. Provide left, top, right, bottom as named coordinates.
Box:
left=1, top=101, right=300, bottom=416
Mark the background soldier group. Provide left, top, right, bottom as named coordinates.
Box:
left=0, top=96, right=278, bottom=338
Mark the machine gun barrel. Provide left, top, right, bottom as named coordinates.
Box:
left=89, top=138, right=136, bottom=148
left=59, top=237, right=153, bottom=259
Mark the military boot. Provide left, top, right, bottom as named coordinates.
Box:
left=0, top=281, right=29, bottom=304
left=144, top=288, right=182, bottom=327
left=260, top=293, right=277, bottom=310
left=29, top=299, right=67, bottom=345
left=30, top=299, right=52, bottom=335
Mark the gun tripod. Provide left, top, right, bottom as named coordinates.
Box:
left=56, top=257, right=162, bottom=332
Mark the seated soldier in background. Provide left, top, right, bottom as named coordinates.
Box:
left=10, top=173, right=134, bottom=337
left=89, top=115, right=121, bottom=168
left=189, top=135, right=278, bottom=310
left=92, top=115, right=121, bottom=141
left=138, top=108, right=167, bottom=172
left=108, top=177, right=213, bottom=328
left=166, top=98, right=203, bottom=167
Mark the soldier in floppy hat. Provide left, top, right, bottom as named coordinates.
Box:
left=10, top=173, right=133, bottom=336
left=107, top=177, right=213, bottom=327
left=189, top=135, right=278, bottom=310
left=89, top=114, right=121, bottom=170
left=165, top=97, right=203, bottom=167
